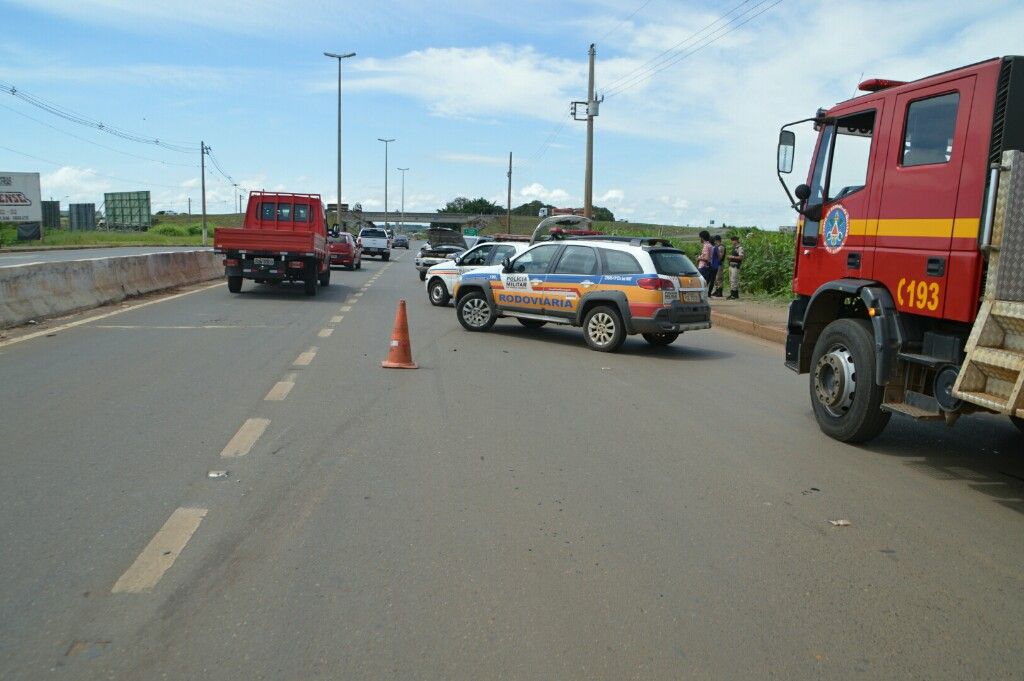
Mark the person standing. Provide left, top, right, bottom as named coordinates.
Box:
left=696, top=230, right=713, bottom=291
left=711, top=235, right=726, bottom=297
left=727, top=234, right=745, bottom=299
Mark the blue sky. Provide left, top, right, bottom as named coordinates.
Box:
left=1, top=0, right=1021, bottom=227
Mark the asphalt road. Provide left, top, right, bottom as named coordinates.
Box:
left=0, top=246, right=209, bottom=268
left=1, top=249, right=1022, bottom=680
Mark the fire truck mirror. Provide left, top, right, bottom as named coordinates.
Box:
left=778, top=130, right=796, bottom=173
left=794, top=184, right=810, bottom=202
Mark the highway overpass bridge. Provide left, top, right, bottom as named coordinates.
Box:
left=339, top=211, right=499, bottom=227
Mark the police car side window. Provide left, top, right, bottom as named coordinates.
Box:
left=490, top=245, right=516, bottom=264
left=513, top=244, right=560, bottom=274
left=553, top=246, right=598, bottom=275
left=461, top=245, right=492, bottom=266
left=601, top=249, right=642, bottom=274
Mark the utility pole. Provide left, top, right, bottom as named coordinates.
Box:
left=506, top=152, right=513, bottom=230
left=584, top=44, right=596, bottom=219
left=397, top=167, right=409, bottom=232
left=200, top=140, right=208, bottom=246
left=324, top=51, right=356, bottom=227
left=378, top=138, right=395, bottom=228
left=188, top=196, right=191, bottom=220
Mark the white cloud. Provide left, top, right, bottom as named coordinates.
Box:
left=519, top=182, right=571, bottom=204
left=338, top=45, right=582, bottom=123
left=597, top=189, right=624, bottom=203
left=39, top=166, right=111, bottom=202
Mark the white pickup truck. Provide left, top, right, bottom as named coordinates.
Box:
left=357, top=227, right=391, bottom=260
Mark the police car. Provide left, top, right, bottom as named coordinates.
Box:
left=453, top=238, right=711, bottom=352
left=424, top=240, right=530, bottom=306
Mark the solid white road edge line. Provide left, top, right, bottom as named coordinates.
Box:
left=0, top=281, right=226, bottom=349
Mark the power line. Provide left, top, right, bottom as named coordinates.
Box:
left=527, top=117, right=569, bottom=163
left=0, top=101, right=199, bottom=168
left=597, top=0, right=656, bottom=42
left=0, top=81, right=197, bottom=153
left=600, top=0, right=756, bottom=93
left=605, top=0, right=783, bottom=97
left=0, top=143, right=193, bottom=190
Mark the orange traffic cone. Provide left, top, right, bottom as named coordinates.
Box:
left=381, top=299, right=418, bottom=369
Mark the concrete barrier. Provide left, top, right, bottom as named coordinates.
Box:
left=0, top=251, right=222, bottom=328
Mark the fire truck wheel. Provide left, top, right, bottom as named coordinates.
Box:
left=304, top=273, right=318, bottom=296
left=809, top=318, right=891, bottom=443
left=227, top=276, right=242, bottom=293
left=1011, top=416, right=1024, bottom=435
left=319, top=266, right=331, bottom=287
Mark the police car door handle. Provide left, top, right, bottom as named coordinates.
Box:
left=580, top=280, right=595, bottom=287
left=530, top=279, right=543, bottom=286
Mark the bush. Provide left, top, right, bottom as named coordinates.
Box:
left=188, top=225, right=203, bottom=236
left=151, top=225, right=188, bottom=237
left=735, top=229, right=795, bottom=296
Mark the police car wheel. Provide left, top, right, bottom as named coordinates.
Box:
left=642, top=332, right=679, bottom=346
left=428, top=278, right=450, bottom=306
left=517, top=318, right=547, bottom=329
left=457, top=292, right=496, bottom=331
left=809, top=318, right=890, bottom=443
left=583, top=306, right=626, bottom=352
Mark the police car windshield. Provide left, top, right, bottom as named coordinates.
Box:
left=650, top=250, right=700, bottom=276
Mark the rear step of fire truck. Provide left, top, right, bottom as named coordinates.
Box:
left=953, top=150, right=1024, bottom=419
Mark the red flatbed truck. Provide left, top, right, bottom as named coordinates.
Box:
left=776, top=56, right=1024, bottom=443
left=214, top=191, right=331, bottom=296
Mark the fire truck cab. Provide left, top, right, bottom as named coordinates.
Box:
left=777, top=56, right=1024, bottom=443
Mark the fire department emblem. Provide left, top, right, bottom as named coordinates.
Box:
left=823, top=205, right=849, bottom=254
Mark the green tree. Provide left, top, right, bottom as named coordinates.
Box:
left=438, top=197, right=501, bottom=215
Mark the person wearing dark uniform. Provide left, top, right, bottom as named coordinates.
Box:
left=727, top=235, right=745, bottom=299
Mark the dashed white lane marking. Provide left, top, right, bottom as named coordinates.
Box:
left=318, top=328, right=333, bottom=338
left=220, top=418, right=270, bottom=458
left=93, top=324, right=273, bottom=330
left=294, top=346, right=318, bottom=366
left=329, top=315, right=343, bottom=324
left=111, top=507, right=208, bottom=594
left=0, top=281, right=226, bottom=349
left=340, top=306, right=352, bottom=313
left=264, top=374, right=296, bottom=401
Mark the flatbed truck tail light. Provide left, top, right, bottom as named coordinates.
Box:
left=637, top=277, right=675, bottom=290
left=222, top=258, right=239, bottom=266
left=287, top=260, right=305, bottom=269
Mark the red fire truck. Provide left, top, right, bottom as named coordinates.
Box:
left=777, top=56, right=1024, bottom=442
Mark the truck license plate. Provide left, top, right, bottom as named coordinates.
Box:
left=254, top=257, right=275, bottom=266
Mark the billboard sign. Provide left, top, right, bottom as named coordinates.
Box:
left=0, top=172, right=42, bottom=224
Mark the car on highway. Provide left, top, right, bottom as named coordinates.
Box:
left=415, top=228, right=467, bottom=280
left=424, top=240, right=530, bottom=306
left=358, top=227, right=391, bottom=260
left=327, top=229, right=362, bottom=270
left=393, top=233, right=410, bottom=249
left=453, top=238, right=711, bottom=351
left=214, top=191, right=330, bottom=295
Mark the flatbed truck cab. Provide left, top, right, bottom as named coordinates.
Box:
left=776, top=56, right=1024, bottom=442
left=214, top=191, right=330, bottom=296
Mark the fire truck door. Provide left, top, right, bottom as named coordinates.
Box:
left=875, top=76, right=976, bottom=318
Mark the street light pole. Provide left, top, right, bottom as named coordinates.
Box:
left=324, top=51, right=356, bottom=227
left=378, top=138, right=395, bottom=228
left=397, top=167, right=409, bottom=232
